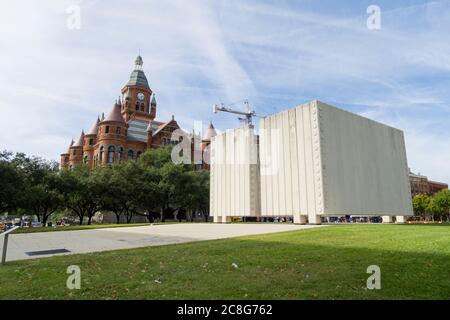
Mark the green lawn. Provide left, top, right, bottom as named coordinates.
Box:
left=1, top=224, right=449, bottom=300
left=13, top=223, right=153, bottom=234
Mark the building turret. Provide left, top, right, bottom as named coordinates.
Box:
left=83, top=117, right=100, bottom=167
left=150, top=94, right=157, bottom=119
left=60, top=139, right=74, bottom=170
left=69, top=131, right=84, bottom=168
left=97, top=101, right=127, bottom=165
left=201, top=122, right=217, bottom=170
left=202, top=122, right=217, bottom=144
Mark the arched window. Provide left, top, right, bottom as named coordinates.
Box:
left=115, top=127, right=121, bottom=135
left=135, top=102, right=139, bottom=111
left=83, top=155, right=88, bottom=164
left=140, top=103, right=145, bottom=112
left=118, top=147, right=123, bottom=161
left=99, top=146, right=104, bottom=163
left=127, top=150, right=134, bottom=160
left=107, top=146, right=115, bottom=163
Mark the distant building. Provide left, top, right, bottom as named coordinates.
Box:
left=60, top=56, right=216, bottom=169
left=428, top=180, right=448, bottom=194
left=409, top=170, right=448, bottom=196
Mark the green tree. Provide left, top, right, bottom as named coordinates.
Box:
left=135, top=165, right=162, bottom=222
left=15, top=153, right=61, bottom=226
left=0, top=152, right=25, bottom=213
left=109, top=161, right=142, bottom=223
left=139, top=145, right=172, bottom=169
left=195, top=170, right=210, bottom=222
left=139, top=146, right=209, bottom=222
left=94, top=166, right=124, bottom=224
left=433, top=189, right=450, bottom=222
left=58, top=165, right=104, bottom=225
left=158, top=162, right=186, bottom=222
left=174, top=170, right=210, bottom=222
left=412, top=194, right=431, bottom=220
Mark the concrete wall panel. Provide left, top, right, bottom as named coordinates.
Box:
left=210, top=125, right=260, bottom=221
left=259, top=100, right=412, bottom=219
left=317, top=101, right=412, bottom=216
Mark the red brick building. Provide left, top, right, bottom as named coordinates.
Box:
left=428, top=180, right=449, bottom=195
left=409, top=170, right=448, bottom=196
left=60, top=56, right=216, bottom=169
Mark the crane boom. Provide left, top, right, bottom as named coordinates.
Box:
left=212, top=100, right=263, bottom=125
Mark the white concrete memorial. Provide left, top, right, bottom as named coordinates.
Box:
left=210, top=100, right=413, bottom=224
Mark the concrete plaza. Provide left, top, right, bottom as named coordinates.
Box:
left=4, top=223, right=324, bottom=262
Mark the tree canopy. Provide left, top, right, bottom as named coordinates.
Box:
left=0, top=147, right=210, bottom=225
left=412, top=190, right=450, bottom=222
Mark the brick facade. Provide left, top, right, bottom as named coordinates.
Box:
left=409, top=170, right=448, bottom=196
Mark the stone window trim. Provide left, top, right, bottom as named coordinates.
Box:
left=107, top=145, right=115, bottom=164
left=83, top=154, right=89, bottom=164
left=99, top=145, right=105, bottom=163
left=117, top=145, right=124, bottom=161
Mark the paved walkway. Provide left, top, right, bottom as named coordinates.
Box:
left=3, top=223, right=324, bottom=262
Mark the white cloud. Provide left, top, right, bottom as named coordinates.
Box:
left=0, top=0, right=448, bottom=183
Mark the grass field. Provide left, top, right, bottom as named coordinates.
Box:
left=12, top=223, right=153, bottom=234
left=1, top=224, right=449, bottom=300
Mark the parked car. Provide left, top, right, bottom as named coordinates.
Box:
left=31, top=222, right=43, bottom=228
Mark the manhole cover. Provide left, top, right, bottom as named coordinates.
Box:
left=25, top=249, right=71, bottom=256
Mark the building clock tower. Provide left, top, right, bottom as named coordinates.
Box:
left=121, top=55, right=156, bottom=122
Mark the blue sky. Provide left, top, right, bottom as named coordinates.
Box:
left=0, top=0, right=449, bottom=182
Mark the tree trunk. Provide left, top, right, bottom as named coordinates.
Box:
left=88, top=216, right=92, bottom=225
left=115, top=213, right=121, bottom=224
left=185, top=209, right=190, bottom=222
left=160, top=208, right=165, bottom=222
left=42, top=214, right=48, bottom=227
left=79, top=215, right=84, bottom=225
left=173, top=209, right=178, bottom=221
left=126, top=211, right=133, bottom=224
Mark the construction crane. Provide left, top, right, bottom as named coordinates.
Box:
left=212, top=100, right=264, bottom=125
